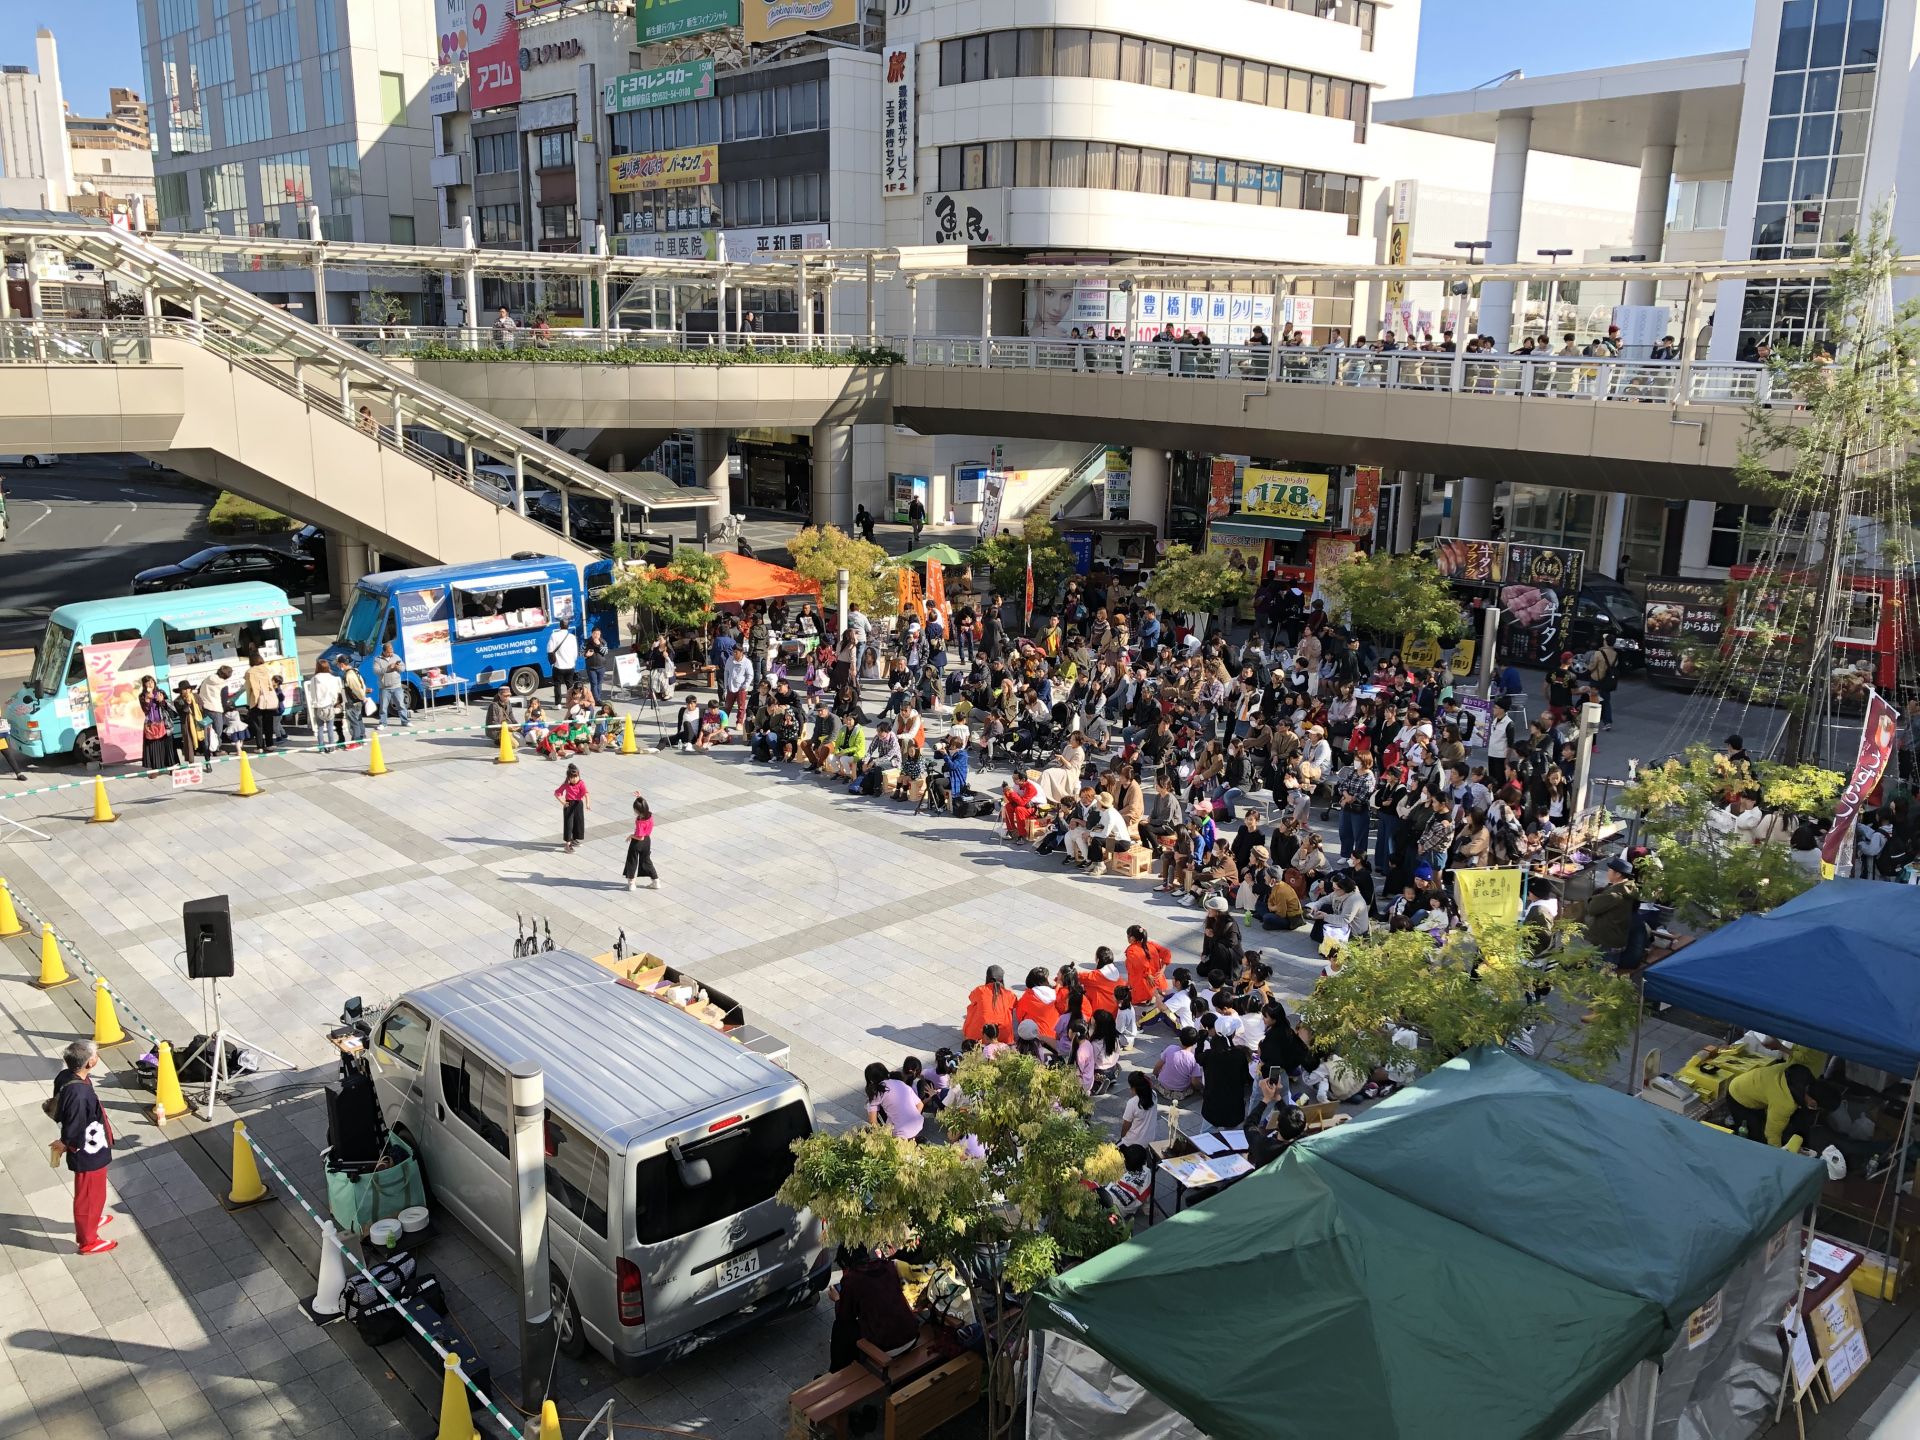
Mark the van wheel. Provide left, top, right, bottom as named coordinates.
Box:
left=75, top=729, right=101, bottom=766
left=403, top=683, right=425, bottom=715
left=550, top=1274, right=588, bottom=1359
left=507, top=667, right=540, bottom=697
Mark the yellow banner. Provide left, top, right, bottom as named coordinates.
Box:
left=743, top=0, right=854, bottom=42
left=1242, top=468, right=1329, bottom=524
left=1455, top=868, right=1524, bottom=942
left=608, top=144, right=719, bottom=194
left=1399, top=634, right=1474, bottom=673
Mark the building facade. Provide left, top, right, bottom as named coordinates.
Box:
left=139, top=0, right=440, bottom=320
left=0, top=30, right=74, bottom=212
left=68, top=88, right=158, bottom=229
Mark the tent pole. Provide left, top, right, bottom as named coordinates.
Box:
left=1861, top=1064, right=1917, bottom=1301
left=1626, top=982, right=1648, bottom=1093
left=1642, top=1364, right=1657, bottom=1440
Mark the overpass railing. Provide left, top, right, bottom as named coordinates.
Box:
left=323, top=324, right=879, bottom=359
left=907, top=337, right=1793, bottom=408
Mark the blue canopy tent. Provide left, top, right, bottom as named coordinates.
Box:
left=1643, top=881, right=1920, bottom=1073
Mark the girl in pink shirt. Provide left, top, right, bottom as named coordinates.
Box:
left=554, top=764, right=589, bottom=853
left=624, top=793, right=659, bottom=891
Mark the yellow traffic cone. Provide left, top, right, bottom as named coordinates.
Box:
left=536, top=1400, right=563, bottom=1440
left=0, top=876, right=23, bottom=937
left=34, top=924, right=73, bottom=989
left=236, top=750, right=261, bottom=797
left=88, top=775, right=117, bottom=824
left=365, top=732, right=388, bottom=777
left=435, top=1353, right=479, bottom=1440
left=227, top=1121, right=269, bottom=1208
left=151, top=1040, right=189, bottom=1123
left=495, top=725, right=517, bottom=764
left=620, top=714, right=638, bottom=755
left=92, top=979, right=128, bottom=1046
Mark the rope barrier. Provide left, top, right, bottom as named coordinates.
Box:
left=240, top=1127, right=526, bottom=1439
left=5, top=886, right=165, bottom=1049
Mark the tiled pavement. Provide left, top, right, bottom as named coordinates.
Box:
left=0, top=674, right=1882, bottom=1438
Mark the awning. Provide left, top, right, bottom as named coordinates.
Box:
left=450, top=571, right=553, bottom=591
left=1208, top=518, right=1305, bottom=541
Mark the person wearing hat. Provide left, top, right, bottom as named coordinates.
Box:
left=1074, top=793, right=1134, bottom=876
left=1582, top=856, right=1640, bottom=962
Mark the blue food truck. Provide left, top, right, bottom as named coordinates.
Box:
left=321, top=557, right=617, bottom=707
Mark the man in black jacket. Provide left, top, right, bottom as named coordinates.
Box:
left=53, top=1040, right=116, bottom=1254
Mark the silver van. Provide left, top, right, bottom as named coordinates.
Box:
left=367, top=950, right=828, bottom=1371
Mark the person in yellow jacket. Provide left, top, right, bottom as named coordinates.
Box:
left=1725, top=1061, right=1821, bottom=1147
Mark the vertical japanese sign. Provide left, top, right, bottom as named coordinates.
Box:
left=1640, top=577, right=1725, bottom=686
left=1350, top=465, right=1382, bottom=538
left=881, top=45, right=915, bottom=197
left=1823, top=691, right=1898, bottom=877
left=1501, top=544, right=1584, bottom=666
left=82, top=638, right=154, bottom=766
left=468, top=1, right=521, bottom=108
left=1206, top=458, right=1236, bottom=520
left=978, top=470, right=1009, bottom=537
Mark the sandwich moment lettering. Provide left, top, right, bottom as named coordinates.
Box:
left=743, top=0, right=850, bottom=42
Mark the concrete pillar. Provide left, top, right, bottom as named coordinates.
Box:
left=693, top=428, right=731, bottom=541
left=1476, top=114, right=1533, bottom=350
left=810, top=422, right=854, bottom=531
left=1456, top=475, right=1495, bottom=541
left=1623, top=144, right=1675, bottom=309
left=326, top=533, right=371, bottom=605
left=1597, top=491, right=1629, bottom=578
left=1678, top=498, right=1716, bottom=575
left=1130, top=446, right=1169, bottom=537
left=1393, top=471, right=1418, bottom=552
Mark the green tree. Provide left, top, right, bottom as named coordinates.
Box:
left=970, top=516, right=1075, bottom=620
left=355, top=287, right=410, bottom=328
left=785, top=524, right=898, bottom=617
left=1321, top=547, right=1466, bottom=644
left=595, top=548, right=724, bottom=633
left=1731, top=205, right=1920, bottom=763
left=1301, top=921, right=1637, bottom=1085
left=779, top=1052, right=1125, bottom=1439
left=1141, top=544, right=1254, bottom=621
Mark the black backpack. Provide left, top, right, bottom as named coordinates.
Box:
left=860, top=766, right=884, bottom=797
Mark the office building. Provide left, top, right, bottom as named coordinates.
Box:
left=0, top=29, right=74, bottom=212
left=68, top=88, right=158, bottom=229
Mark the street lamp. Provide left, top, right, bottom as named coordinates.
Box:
left=1537, top=247, right=1571, bottom=337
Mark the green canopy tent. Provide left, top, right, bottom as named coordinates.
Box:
left=897, top=543, right=970, bottom=567
left=1029, top=1049, right=1823, bottom=1440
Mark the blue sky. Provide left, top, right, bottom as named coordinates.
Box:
left=1416, top=0, right=1755, bottom=91
left=3, top=0, right=1758, bottom=129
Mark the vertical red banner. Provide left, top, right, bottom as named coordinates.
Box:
left=1351, top=465, right=1381, bottom=539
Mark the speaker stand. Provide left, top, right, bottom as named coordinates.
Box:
left=194, top=977, right=297, bottom=1123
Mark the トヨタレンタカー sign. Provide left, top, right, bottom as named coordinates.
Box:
left=608, top=145, right=719, bottom=193
left=604, top=59, right=715, bottom=114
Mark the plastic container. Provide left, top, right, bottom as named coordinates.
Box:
left=368, top=1218, right=403, bottom=1248
left=398, top=1205, right=430, bottom=1234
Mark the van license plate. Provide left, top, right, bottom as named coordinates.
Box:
left=717, top=1251, right=761, bottom=1287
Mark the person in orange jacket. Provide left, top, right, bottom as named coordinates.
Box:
left=1077, top=947, right=1124, bottom=1018
left=1124, top=924, right=1173, bottom=1010
left=1013, top=966, right=1062, bottom=1038
left=963, top=965, right=1017, bottom=1046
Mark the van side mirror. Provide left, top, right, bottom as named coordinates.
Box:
left=668, top=1139, right=712, bottom=1188
left=342, top=996, right=364, bottom=1022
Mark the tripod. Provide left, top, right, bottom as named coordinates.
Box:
left=195, top=975, right=296, bottom=1122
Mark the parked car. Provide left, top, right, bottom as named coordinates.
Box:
left=133, top=543, right=319, bottom=595
left=1567, top=577, right=1647, bottom=672
left=0, top=453, right=59, bottom=468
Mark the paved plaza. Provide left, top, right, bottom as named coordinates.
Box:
left=0, top=670, right=1871, bottom=1439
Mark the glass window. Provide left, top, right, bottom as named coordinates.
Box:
left=1838, top=68, right=1875, bottom=108
left=962, top=143, right=986, bottom=189
left=1836, top=110, right=1871, bottom=154
left=1019, top=30, right=1053, bottom=77
left=390, top=215, right=415, bottom=246
left=1119, top=37, right=1144, bottom=85
left=773, top=86, right=791, bottom=134
left=1086, top=142, right=1116, bottom=189
left=1759, top=160, right=1791, bottom=204
left=1805, top=68, right=1839, bottom=111
left=1793, top=157, right=1830, bottom=200
left=963, top=34, right=987, bottom=83
left=1310, top=74, right=1330, bottom=114
left=438, top=1034, right=509, bottom=1158
left=938, top=146, right=961, bottom=191
left=1016, top=139, right=1048, bottom=187
left=1237, top=162, right=1262, bottom=204
left=1219, top=58, right=1241, bottom=102
left=1810, top=0, right=1848, bottom=68
left=1194, top=52, right=1221, bottom=98
left=375, top=1004, right=429, bottom=1068
left=284, top=61, right=306, bottom=133
left=1847, top=0, right=1885, bottom=66
left=1765, top=116, right=1799, bottom=158
left=545, top=1112, right=610, bottom=1236
left=1288, top=69, right=1311, bottom=110
left=380, top=72, right=406, bottom=127
left=1147, top=42, right=1173, bottom=88
left=1242, top=63, right=1267, bottom=106
left=1770, top=71, right=1805, bottom=116
left=1050, top=140, right=1087, bottom=187
left=1115, top=146, right=1141, bottom=192
left=1165, top=152, right=1188, bottom=198
left=735, top=89, right=760, bottom=139
left=1329, top=77, right=1350, bottom=120
left=1055, top=30, right=1090, bottom=78
left=989, top=30, right=1019, bottom=79
left=1302, top=171, right=1324, bottom=210
left=1777, top=0, right=1814, bottom=68
left=940, top=38, right=963, bottom=86
left=1830, top=154, right=1864, bottom=199
left=1091, top=31, right=1120, bottom=81
left=320, top=53, right=345, bottom=126
left=1138, top=148, right=1166, bottom=195
left=632, top=1101, right=810, bottom=1245
left=1171, top=48, right=1194, bottom=92
left=1800, top=111, right=1835, bottom=156
left=985, top=141, right=1013, bottom=188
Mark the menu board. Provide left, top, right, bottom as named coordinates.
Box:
left=1432, top=538, right=1507, bottom=585
left=1500, top=544, right=1584, bottom=666
left=1642, top=577, right=1726, bottom=687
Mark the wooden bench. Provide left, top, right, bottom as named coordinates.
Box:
left=886, top=1351, right=983, bottom=1440
left=787, top=1329, right=950, bottom=1440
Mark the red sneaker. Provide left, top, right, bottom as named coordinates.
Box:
left=79, top=1239, right=118, bottom=1255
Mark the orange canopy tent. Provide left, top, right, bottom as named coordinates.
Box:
left=709, top=552, right=822, bottom=609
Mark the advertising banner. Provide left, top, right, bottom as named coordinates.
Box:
left=1206, top=459, right=1236, bottom=521
left=1458, top=695, right=1493, bottom=747
left=896, top=566, right=926, bottom=623
left=882, top=45, right=915, bottom=197
left=1501, top=543, right=1584, bottom=666
left=1641, top=576, right=1725, bottom=686
left=398, top=588, right=454, bottom=671
left=639, top=0, right=739, bottom=42
left=1823, top=691, right=1899, bottom=877
left=1455, top=868, right=1524, bottom=941
left=1431, top=537, right=1507, bottom=585
left=82, top=638, right=154, bottom=766
left=436, top=0, right=469, bottom=65
left=604, top=60, right=715, bottom=114
left=1242, top=468, right=1330, bottom=525
left=428, top=70, right=463, bottom=114
left=743, top=0, right=854, bottom=43
left=514, top=0, right=578, bottom=12
left=1384, top=222, right=1410, bottom=304
left=1350, top=465, right=1381, bottom=538
left=979, top=469, right=1009, bottom=537
left=1310, top=534, right=1357, bottom=608
left=1103, top=450, right=1130, bottom=517
left=608, top=145, right=719, bottom=193
left=953, top=465, right=986, bottom=506
left=468, top=1, right=521, bottom=108
left=718, top=223, right=831, bottom=258
left=622, top=231, right=717, bottom=259
left=925, top=189, right=1005, bottom=245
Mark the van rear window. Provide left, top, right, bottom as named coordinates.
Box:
left=632, top=1101, right=811, bottom=1245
